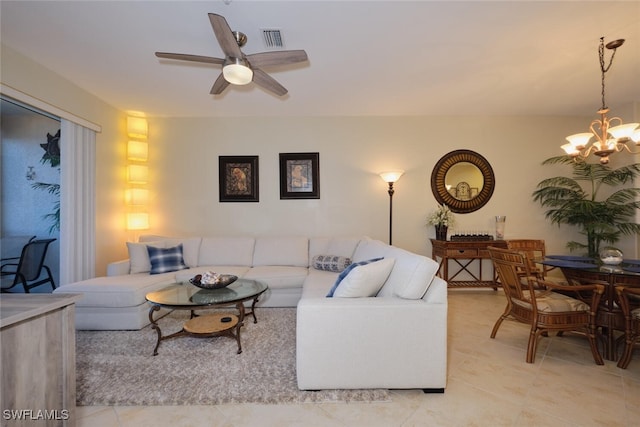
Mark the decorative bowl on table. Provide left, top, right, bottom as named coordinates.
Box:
left=189, top=272, right=238, bottom=289
left=599, top=247, right=624, bottom=266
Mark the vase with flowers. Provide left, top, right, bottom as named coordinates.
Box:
left=427, top=204, right=455, bottom=240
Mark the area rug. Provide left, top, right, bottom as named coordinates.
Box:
left=76, top=308, right=390, bottom=406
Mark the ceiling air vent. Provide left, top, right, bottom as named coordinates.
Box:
left=261, top=29, right=284, bottom=49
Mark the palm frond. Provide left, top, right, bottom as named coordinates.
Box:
left=535, top=156, right=640, bottom=257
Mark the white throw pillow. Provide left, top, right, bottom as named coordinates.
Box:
left=127, top=241, right=165, bottom=274
left=333, top=258, right=395, bottom=298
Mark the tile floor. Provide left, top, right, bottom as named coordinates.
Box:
left=77, top=290, right=639, bottom=427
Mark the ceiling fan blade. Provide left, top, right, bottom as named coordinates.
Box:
left=208, top=13, right=243, bottom=59
left=155, top=52, right=224, bottom=65
left=252, top=68, right=288, bottom=96
left=247, top=50, right=308, bottom=68
left=210, top=73, right=230, bottom=95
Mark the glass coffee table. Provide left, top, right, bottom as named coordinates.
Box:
left=145, top=278, right=268, bottom=356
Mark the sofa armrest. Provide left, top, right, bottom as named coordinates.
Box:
left=107, top=259, right=130, bottom=276
left=423, top=276, right=447, bottom=304
left=296, top=295, right=447, bottom=390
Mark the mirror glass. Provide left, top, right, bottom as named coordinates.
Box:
left=431, top=150, right=495, bottom=213
left=445, top=162, right=484, bottom=201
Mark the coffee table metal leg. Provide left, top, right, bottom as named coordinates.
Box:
left=240, top=297, right=261, bottom=324
left=236, top=302, right=246, bottom=325
left=249, top=297, right=260, bottom=323
left=149, top=305, right=162, bottom=356
left=235, top=323, right=242, bottom=354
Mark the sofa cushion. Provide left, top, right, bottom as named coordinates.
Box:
left=302, top=269, right=340, bottom=298
left=243, top=266, right=308, bottom=289
left=163, top=237, right=202, bottom=268
left=377, top=247, right=439, bottom=299
left=198, top=237, right=255, bottom=266
left=253, top=237, right=309, bottom=267
left=54, top=273, right=176, bottom=308
left=352, top=237, right=392, bottom=262
left=312, top=255, right=352, bottom=273
left=332, top=258, right=395, bottom=298
left=175, top=266, right=250, bottom=283
left=127, top=241, right=165, bottom=274
left=326, top=257, right=383, bottom=297
left=147, top=244, right=189, bottom=275
left=309, top=237, right=361, bottom=259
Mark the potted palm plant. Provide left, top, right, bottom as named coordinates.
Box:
left=532, top=156, right=640, bottom=258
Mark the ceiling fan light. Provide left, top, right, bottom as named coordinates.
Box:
left=223, top=59, right=253, bottom=85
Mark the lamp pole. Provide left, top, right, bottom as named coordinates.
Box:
left=387, top=182, right=395, bottom=245
left=379, top=171, right=404, bottom=246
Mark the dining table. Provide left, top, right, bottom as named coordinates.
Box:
left=539, top=256, right=640, bottom=362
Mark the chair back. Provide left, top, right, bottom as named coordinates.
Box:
left=488, top=246, right=537, bottom=303
left=16, top=239, right=56, bottom=281
left=505, top=239, right=547, bottom=277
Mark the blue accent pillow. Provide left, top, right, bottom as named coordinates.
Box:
left=147, top=244, right=189, bottom=275
left=326, top=257, right=383, bottom=297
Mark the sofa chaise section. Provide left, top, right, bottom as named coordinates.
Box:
left=296, top=237, right=447, bottom=391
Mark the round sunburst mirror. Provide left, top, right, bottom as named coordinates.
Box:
left=431, top=150, right=495, bottom=213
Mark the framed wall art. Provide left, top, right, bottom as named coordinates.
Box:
left=279, top=152, right=320, bottom=199
left=219, top=155, right=259, bottom=202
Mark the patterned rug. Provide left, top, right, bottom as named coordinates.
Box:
left=75, top=308, right=390, bottom=405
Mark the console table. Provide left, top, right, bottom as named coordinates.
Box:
left=1, top=294, right=82, bottom=427
left=430, top=239, right=507, bottom=288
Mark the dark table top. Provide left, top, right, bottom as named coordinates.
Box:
left=540, top=255, right=640, bottom=276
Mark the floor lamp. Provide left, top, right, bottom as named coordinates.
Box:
left=379, top=171, right=404, bottom=245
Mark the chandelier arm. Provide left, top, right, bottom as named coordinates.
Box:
left=589, top=118, right=607, bottom=146
left=581, top=145, right=597, bottom=158
left=620, top=144, right=640, bottom=155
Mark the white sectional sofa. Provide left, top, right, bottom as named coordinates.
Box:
left=54, top=235, right=447, bottom=391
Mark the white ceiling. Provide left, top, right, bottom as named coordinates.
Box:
left=1, top=1, right=639, bottom=118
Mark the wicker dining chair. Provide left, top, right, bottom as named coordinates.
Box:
left=505, top=239, right=552, bottom=280
left=488, top=246, right=604, bottom=364
left=615, top=286, right=640, bottom=369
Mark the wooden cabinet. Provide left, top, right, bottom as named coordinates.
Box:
left=430, top=239, right=507, bottom=288
left=1, top=294, right=82, bottom=427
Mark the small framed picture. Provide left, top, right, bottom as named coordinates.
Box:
left=219, top=156, right=259, bottom=202
left=279, top=152, right=320, bottom=199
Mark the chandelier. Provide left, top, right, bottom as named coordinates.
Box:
left=561, top=37, right=640, bottom=164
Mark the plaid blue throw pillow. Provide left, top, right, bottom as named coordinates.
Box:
left=326, top=257, right=383, bottom=297
left=147, top=244, right=188, bottom=275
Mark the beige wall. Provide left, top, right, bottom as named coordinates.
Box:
left=150, top=115, right=640, bottom=263
left=2, top=44, right=638, bottom=276
left=1, top=45, right=127, bottom=275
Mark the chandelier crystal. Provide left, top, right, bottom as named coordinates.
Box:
left=561, top=37, right=639, bottom=164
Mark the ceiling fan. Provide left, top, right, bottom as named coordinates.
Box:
left=155, top=13, right=308, bottom=97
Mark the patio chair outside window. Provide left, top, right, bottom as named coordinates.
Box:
left=1, top=238, right=57, bottom=293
